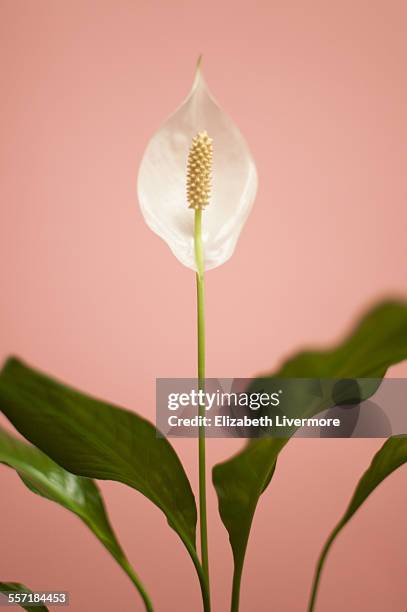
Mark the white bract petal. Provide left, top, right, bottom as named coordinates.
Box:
left=137, top=60, right=258, bottom=271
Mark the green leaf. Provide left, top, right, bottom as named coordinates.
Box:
left=308, top=436, right=407, bottom=611
left=0, top=359, right=208, bottom=611
left=0, top=582, right=49, bottom=611
left=0, top=425, right=153, bottom=612
left=212, top=301, right=407, bottom=611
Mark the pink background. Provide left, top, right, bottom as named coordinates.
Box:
left=1, top=1, right=406, bottom=610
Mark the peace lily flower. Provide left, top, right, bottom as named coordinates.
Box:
left=137, top=58, right=258, bottom=271
left=137, top=60, right=258, bottom=608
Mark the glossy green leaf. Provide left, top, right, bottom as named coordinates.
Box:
left=0, top=359, right=208, bottom=611
left=212, top=301, right=407, bottom=611
left=0, top=425, right=153, bottom=611
left=308, top=436, right=407, bottom=611
left=0, top=582, right=49, bottom=611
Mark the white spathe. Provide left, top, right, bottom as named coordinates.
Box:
left=137, top=61, right=258, bottom=271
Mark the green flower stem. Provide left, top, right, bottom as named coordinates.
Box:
left=194, top=209, right=210, bottom=602
left=119, top=559, right=154, bottom=612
